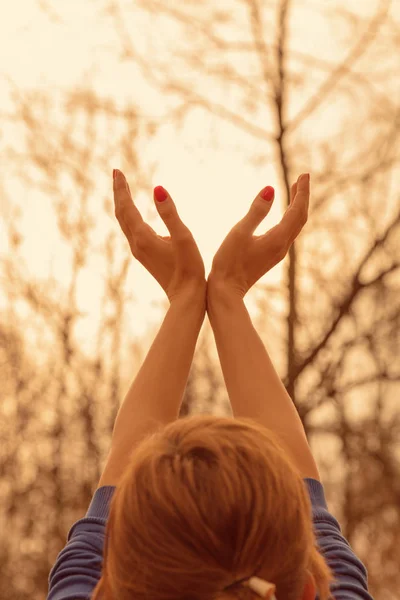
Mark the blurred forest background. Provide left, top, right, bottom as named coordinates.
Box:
left=0, top=1, right=399, bottom=599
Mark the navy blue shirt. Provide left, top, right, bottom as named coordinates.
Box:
left=47, top=478, right=374, bottom=599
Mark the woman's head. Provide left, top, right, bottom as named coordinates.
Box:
left=92, top=415, right=335, bottom=600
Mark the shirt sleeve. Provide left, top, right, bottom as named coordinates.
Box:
left=46, top=486, right=116, bottom=600
left=46, top=480, right=375, bottom=600
left=304, top=478, right=375, bottom=600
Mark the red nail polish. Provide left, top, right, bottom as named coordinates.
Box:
left=154, top=186, right=168, bottom=202
left=260, top=186, right=274, bottom=201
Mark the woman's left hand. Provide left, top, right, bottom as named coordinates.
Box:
left=113, top=169, right=206, bottom=303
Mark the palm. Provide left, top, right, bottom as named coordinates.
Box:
left=209, top=176, right=309, bottom=298
left=137, top=224, right=205, bottom=297
left=211, top=223, right=284, bottom=296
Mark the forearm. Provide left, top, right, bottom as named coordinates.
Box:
left=111, top=290, right=206, bottom=451
left=207, top=285, right=321, bottom=480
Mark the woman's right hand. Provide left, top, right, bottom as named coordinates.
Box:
left=208, top=173, right=310, bottom=299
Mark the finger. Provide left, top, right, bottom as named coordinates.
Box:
left=153, top=186, right=191, bottom=240
left=290, top=182, right=297, bottom=205
left=281, top=173, right=309, bottom=242
left=237, top=185, right=275, bottom=236
left=113, top=170, right=144, bottom=237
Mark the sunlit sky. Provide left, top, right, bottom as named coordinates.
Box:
left=0, top=0, right=399, bottom=397
left=1, top=0, right=296, bottom=339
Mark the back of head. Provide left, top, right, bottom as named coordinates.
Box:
left=91, top=415, right=335, bottom=600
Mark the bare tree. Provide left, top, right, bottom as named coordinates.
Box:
left=0, top=78, right=174, bottom=597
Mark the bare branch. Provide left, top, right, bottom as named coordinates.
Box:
left=289, top=211, right=400, bottom=382
left=286, top=0, right=391, bottom=132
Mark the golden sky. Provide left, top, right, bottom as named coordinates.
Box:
left=0, top=1, right=283, bottom=340
left=0, top=0, right=398, bottom=354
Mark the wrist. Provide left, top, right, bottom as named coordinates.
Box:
left=207, top=275, right=244, bottom=314
left=169, top=282, right=207, bottom=314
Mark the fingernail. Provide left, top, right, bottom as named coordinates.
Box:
left=260, top=186, right=275, bottom=201
left=300, top=173, right=310, bottom=184
left=113, top=169, right=123, bottom=182
left=154, top=186, right=168, bottom=202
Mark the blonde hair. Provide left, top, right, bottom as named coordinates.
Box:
left=91, top=415, right=336, bottom=600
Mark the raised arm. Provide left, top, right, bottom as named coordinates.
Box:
left=207, top=279, right=320, bottom=480
left=98, top=288, right=206, bottom=487
left=206, top=174, right=320, bottom=480
left=98, top=170, right=207, bottom=487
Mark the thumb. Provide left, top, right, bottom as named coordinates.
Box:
left=239, top=185, right=275, bottom=235
left=153, top=185, right=189, bottom=238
